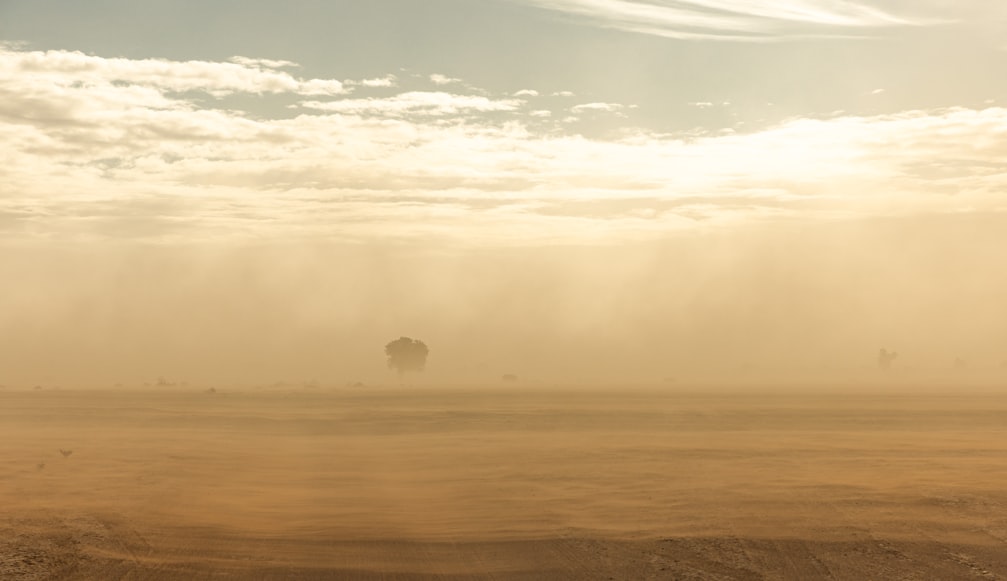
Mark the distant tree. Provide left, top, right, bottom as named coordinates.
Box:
left=878, top=348, right=898, bottom=371
left=385, top=337, right=429, bottom=378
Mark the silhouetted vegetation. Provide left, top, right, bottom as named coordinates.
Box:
left=878, top=348, right=898, bottom=371
left=385, top=337, right=429, bottom=378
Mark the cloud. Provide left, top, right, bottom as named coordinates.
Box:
left=570, top=102, right=636, bottom=119
left=429, top=73, right=461, bottom=86
left=228, top=56, right=299, bottom=69
left=572, top=102, right=622, bottom=112
left=515, top=0, right=927, bottom=41
left=571, top=102, right=626, bottom=113
left=1, top=47, right=346, bottom=97
left=356, top=75, right=398, bottom=88
left=299, top=92, right=523, bottom=117
left=2, top=48, right=1007, bottom=246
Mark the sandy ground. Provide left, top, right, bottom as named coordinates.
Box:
left=2, top=385, right=1007, bottom=579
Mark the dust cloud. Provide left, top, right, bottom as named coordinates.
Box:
left=4, top=214, right=1007, bottom=579
left=1, top=213, right=1005, bottom=388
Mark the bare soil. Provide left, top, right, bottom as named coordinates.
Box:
left=3, top=386, right=1007, bottom=579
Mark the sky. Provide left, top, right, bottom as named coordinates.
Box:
left=1, top=1, right=1006, bottom=386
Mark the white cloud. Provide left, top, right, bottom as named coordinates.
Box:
left=515, top=0, right=928, bottom=41
left=429, top=73, right=461, bottom=86
left=2, top=48, right=1007, bottom=245
left=514, top=89, right=540, bottom=97
left=571, top=102, right=628, bottom=114
left=357, top=75, right=398, bottom=88
left=1, top=47, right=345, bottom=97
left=228, top=56, right=299, bottom=69
left=300, top=92, right=523, bottom=117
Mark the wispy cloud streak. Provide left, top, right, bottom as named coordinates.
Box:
left=515, top=0, right=924, bottom=41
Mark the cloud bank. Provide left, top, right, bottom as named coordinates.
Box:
left=2, top=47, right=1006, bottom=246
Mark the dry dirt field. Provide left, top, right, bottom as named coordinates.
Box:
left=2, top=385, right=1007, bottom=579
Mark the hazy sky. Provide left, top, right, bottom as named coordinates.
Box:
left=1, top=1, right=1005, bottom=385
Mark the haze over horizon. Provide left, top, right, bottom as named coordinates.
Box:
left=2, top=1, right=1006, bottom=386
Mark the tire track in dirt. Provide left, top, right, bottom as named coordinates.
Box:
left=1, top=515, right=96, bottom=581
left=648, top=537, right=764, bottom=580
left=913, top=493, right=1006, bottom=580
left=818, top=494, right=923, bottom=579
left=48, top=515, right=197, bottom=581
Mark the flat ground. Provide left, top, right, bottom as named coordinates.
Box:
left=2, top=385, right=1007, bottom=579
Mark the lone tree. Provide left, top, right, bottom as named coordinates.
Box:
left=385, top=337, right=429, bottom=378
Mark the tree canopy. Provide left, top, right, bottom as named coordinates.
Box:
left=385, top=337, right=429, bottom=376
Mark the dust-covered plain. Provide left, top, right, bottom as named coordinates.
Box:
left=3, top=385, right=1007, bottom=580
